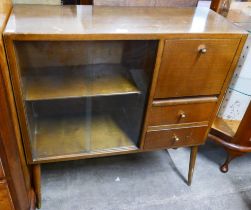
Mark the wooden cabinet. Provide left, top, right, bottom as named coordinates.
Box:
left=0, top=1, right=35, bottom=210
left=0, top=181, right=14, bottom=210
left=0, top=158, right=13, bottom=210
left=0, top=160, right=4, bottom=179
left=3, top=5, right=247, bottom=207
left=154, top=39, right=240, bottom=98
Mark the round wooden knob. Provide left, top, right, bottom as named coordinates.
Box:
left=200, top=48, right=207, bottom=54
left=173, top=135, right=180, bottom=142
left=180, top=112, right=186, bottom=119
left=198, top=45, right=207, bottom=54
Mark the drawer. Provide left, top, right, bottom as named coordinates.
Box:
left=154, top=39, right=240, bottom=98
left=144, top=125, right=208, bottom=150
left=0, top=181, right=14, bottom=210
left=149, top=97, right=217, bottom=126
left=0, top=159, right=4, bottom=179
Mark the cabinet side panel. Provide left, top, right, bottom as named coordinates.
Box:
left=0, top=37, right=32, bottom=209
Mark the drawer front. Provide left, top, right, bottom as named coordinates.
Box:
left=0, top=159, right=4, bottom=179
left=149, top=98, right=217, bottom=126
left=144, top=126, right=208, bottom=150
left=154, top=39, right=240, bottom=98
left=0, top=181, right=14, bottom=210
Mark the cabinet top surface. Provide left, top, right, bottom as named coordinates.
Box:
left=4, top=5, right=246, bottom=38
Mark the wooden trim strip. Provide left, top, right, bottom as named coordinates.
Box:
left=148, top=121, right=209, bottom=132
left=3, top=34, right=33, bottom=163
left=3, top=33, right=245, bottom=41
left=152, top=96, right=218, bottom=106
left=139, top=39, right=165, bottom=148
left=32, top=146, right=140, bottom=164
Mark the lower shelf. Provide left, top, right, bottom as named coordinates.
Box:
left=212, top=117, right=240, bottom=139
left=31, top=113, right=139, bottom=162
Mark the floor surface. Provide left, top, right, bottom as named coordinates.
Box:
left=41, top=141, right=251, bottom=210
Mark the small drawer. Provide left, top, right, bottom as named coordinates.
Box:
left=144, top=125, right=208, bottom=150
left=0, top=159, right=4, bottom=179
left=149, top=97, right=217, bottom=126
left=0, top=181, right=14, bottom=210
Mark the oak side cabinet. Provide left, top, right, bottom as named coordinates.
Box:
left=3, top=5, right=247, bottom=208
left=0, top=1, right=35, bottom=210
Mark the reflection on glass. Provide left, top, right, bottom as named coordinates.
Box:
left=14, top=40, right=158, bottom=161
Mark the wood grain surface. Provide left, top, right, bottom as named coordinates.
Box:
left=4, top=5, right=245, bottom=39
left=154, top=39, right=240, bottom=98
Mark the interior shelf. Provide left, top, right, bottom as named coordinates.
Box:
left=212, top=117, right=240, bottom=139
left=28, top=95, right=143, bottom=162
left=24, top=64, right=140, bottom=101
left=31, top=113, right=138, bottom=161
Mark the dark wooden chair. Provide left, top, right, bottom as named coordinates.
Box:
left=210, top=102, right=251, bottom=172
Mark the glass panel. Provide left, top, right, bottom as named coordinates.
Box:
left=14, top=40, right=158, bottom=161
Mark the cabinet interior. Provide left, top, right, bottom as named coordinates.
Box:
left=14, top=40, right=158, bottom=162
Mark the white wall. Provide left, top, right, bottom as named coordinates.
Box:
left=13, top=0, right=61, bottom=5
left=219, top=35, right=251, bottom=120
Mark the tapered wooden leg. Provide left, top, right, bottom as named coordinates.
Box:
left=33, top=164, right=41, bottom=209
left=188, top=146, right=198, bottom=186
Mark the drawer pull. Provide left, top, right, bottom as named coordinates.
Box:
left=198, top=45, right=207, bottom=54
left=179, top=111, right=186, bottom=119
left=173, top=135, right=180, bottom=142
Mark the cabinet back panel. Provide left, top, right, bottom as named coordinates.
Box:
left=15, top=41, right=124, bottom=71
left=14, top=41, right=157, bottom=74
